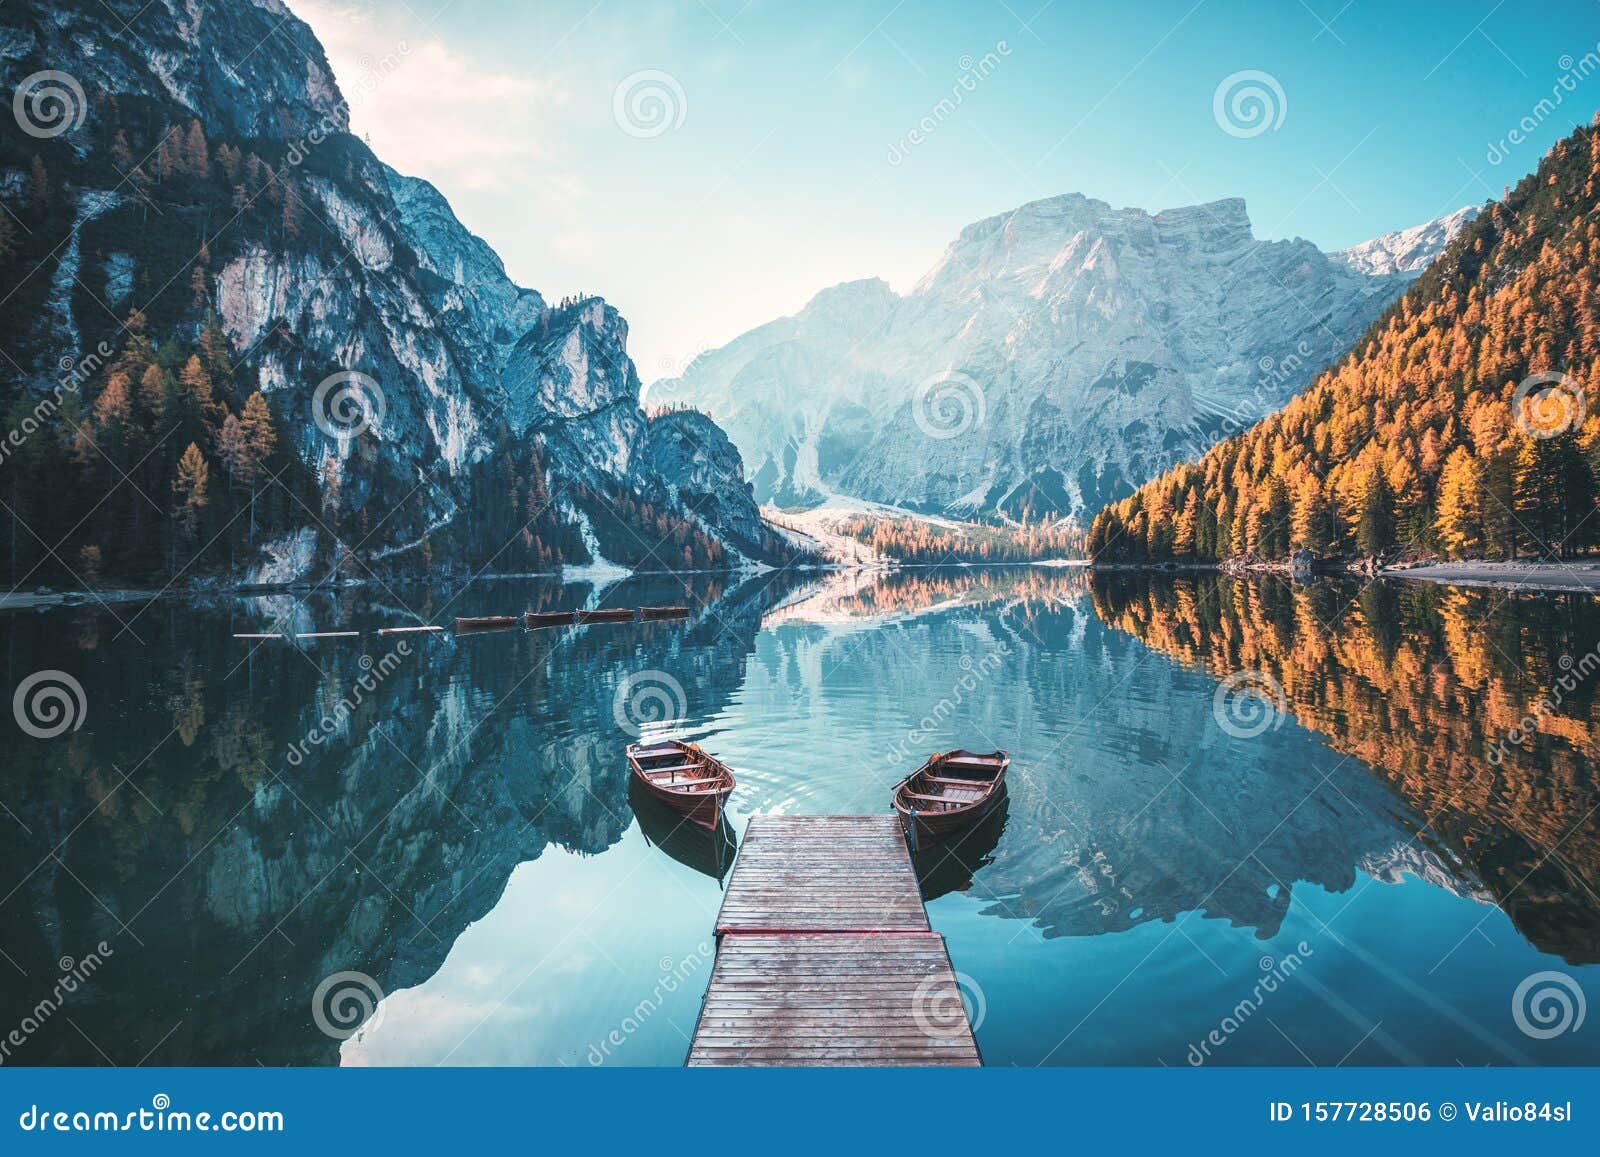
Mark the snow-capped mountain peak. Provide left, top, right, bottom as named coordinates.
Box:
left=659, top=193, right=1476, bottom=520
left=1331, top=206, right=1479, bottom=276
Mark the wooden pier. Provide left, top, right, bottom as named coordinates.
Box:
left=687, top=815, right=981, bottom=1067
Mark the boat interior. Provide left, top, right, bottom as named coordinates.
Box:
left=901, top=752, right=1005, bottom=810
left=632, top=743, right=729, bottom=793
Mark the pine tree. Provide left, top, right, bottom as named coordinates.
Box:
left=93, top=372, right=133, bottom=431
left=216, top=414, right=249, bottom=483
left=1356, top=468, right=1397, bottom=558
left=1173, top=491, right=1199, bottom=557
left=184, top=119, right=209, bottom=179
left=200, top=313, right=232, bottom=375
left=238, top=392, right=276, bottom=467
left=176, top=354, right=223, bottom=443
left=1434, top=447, right=1485, bottom=559
left=173, top=442, right=209, bottom=542
left=139, top=364, right=170, bottom=418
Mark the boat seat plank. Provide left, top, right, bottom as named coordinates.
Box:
left=644, top=774, right=727, bottom=789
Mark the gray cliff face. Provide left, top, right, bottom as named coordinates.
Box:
left=659, top=193, right=1476, bottom=520
left=6, top=0, right=345, bottom=141
left=0, top=0, right=787, bottom=577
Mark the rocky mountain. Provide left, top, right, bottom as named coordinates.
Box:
left=0, top=0, right=797, bottom=588
left=656, top=194, right=1476, bottom=521
left=1091, top=118, right=1600, bottom=567
left=1330, top=205, right=1479, bottom=276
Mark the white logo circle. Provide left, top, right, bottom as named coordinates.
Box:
left=1511, top=371, right=1586, bottom=439
left=14, top=71, right=88, bottom=139
left=13, top=670, right=87, bottom=739
left=1213, top=70, right=1287, bottom=139
left=311, top=970, right=386, bottom=1040
left=312, top=371, right=386, bottom=441
left=1512, top=971, right=1586, bottom=1039
left=913, top=371, right=986, bottom=439
left=912, top=970, right=986, bottom=1038
left=613, top=70, right=686, bottom=139
left=1212, top=669, right=1285, bottom=739
left=612, top=670, right=688, bottom=737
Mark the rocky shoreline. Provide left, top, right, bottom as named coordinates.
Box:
left=1089, top=555, right=1600, bottom=593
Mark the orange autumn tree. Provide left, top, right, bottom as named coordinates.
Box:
left=1091, top=115, right=1600, bottom=565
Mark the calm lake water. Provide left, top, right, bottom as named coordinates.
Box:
left=2, top=566, right=1597, bottom=1066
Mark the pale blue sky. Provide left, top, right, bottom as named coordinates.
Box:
left=297, top=0, right=1600, bottom=379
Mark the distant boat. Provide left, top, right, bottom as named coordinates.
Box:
left=639, top=605, right=690, bottom=620
left=577, top=608, right=635, bottom=624
left=454, top=615, right=518, bottom=633
left=891, top=749, right=1009, bottom=846
left=523, top=610, right=576, bottom=628
left=626, top=739, right=736, bottom=829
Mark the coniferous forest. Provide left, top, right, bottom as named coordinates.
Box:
left=1090, top=116, right=1600, bottom=567
left=0, top=105, right=767, bottom=587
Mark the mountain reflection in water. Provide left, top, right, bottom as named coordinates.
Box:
left=1, top=566, right=1596, bottom=1066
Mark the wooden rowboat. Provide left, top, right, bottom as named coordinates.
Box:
left=626, top=739, right=735, bottom=829
left=891, top=748, right=1009, bottom=848
left=912, top=792, right=1009, bottom=901
left=639, top=605, right=690, bottom=620
left=577, top=608, right=635, bottom=624
left=454, top=615, right=518, bottom=633
left=630, top=779, right=737, bottom=883
left=523, top=610, right=576, bottom=628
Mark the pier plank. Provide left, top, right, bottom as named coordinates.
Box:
left=688, top=815, right=980, bottom=1067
